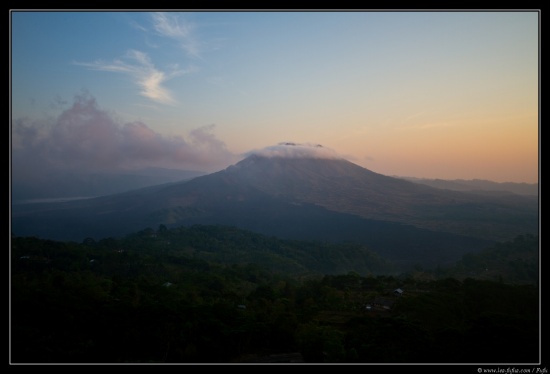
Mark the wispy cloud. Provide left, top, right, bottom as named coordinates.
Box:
left=76, top=50, right=189, bottom=105
left=151, top=12, right=201, bottom=58
left=75, top=13, right=206, bottom=105
left=402, top=111, right=426, bottom=124
left=401, top=121, right=456, bottom=130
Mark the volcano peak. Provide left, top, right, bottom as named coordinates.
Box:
left=244, top=142, right=342, bottom=160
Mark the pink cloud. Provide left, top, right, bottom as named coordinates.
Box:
left=11, top=92, right=236, bottom=185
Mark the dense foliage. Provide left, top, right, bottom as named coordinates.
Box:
left=10, top=226, right=540, bottom=364
left=442, top=234, right=539, bottom=285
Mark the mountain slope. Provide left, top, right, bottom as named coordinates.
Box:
left=157, top=154, right=537, bottom=241
left=11, top=146, right=538, bottom=270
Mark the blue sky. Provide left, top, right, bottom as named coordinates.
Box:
left=11, top=10, right=539, bottom=183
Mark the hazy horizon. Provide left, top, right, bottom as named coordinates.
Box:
left=11, top=11, right=539, bottom=186
left=11, top=144, right=539, bottom=204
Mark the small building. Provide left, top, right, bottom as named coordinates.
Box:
left=393, top=288, right=404, bottom=296
left=367, top=297, right=396, bottom=311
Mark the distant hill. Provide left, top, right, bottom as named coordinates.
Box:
left=11, top=143, right=538, bottom=271
left=11, top=167, right=206, bottom=202
left=396, top=176, right=538, bottom=196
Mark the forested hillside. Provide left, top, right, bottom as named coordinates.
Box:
left=437, top=234, right=539, bottom=285
left=10, top=226, right=540, bottom=364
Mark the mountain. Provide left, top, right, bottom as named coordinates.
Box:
left=217, top=155, right=538, bottom=237
left=396, top=176, right=539, bottom=196
left=11, top=144, right=539, bottom=271
left=11, top=167, right=206, bottom=202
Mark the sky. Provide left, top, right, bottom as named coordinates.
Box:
left=10, top=10, right=539, bottom=184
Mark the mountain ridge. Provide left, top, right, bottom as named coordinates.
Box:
left=396, top=176, right=538, bottom=196
left=11, top=151, right=538, bottom=271
left=11, top=167, right=207, bottom=202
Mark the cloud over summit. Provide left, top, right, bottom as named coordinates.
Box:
left=246, top=142, right=342, bottom=160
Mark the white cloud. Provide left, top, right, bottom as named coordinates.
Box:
left=76, top=49, right=187, bottom=105
left=151, top=12, right=201, bottom=58
left=245, top=142, right=343, bottom=159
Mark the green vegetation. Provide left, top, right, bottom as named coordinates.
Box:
left=10, top=226, right=539, bottom=363
left=424, top=233, right=539, bottom=285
